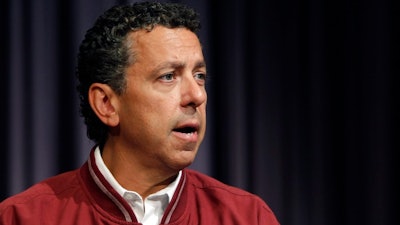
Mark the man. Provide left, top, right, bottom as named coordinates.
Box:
left=0, top=2, right=280, bottom=224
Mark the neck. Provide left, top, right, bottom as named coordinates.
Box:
left=101, top=143, right=179, bottom=199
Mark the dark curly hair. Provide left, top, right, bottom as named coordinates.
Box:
left=76, top=1, right=201, bottom=148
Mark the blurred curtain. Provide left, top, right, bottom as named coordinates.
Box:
left=209, top=1, right=397, bottom=225
left=1, top=0, right=397, bottom=225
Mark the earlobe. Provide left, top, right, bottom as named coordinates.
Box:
left=88, top=83, right=120, bottom=127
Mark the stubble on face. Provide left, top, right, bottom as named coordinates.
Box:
left=105, top=26, right=207, bottom=176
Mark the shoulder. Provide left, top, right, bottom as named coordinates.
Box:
left=184, top=169, right=272, bottom=210
left=183, top=169, right=280, bottom=224
left=0, top=169, right=81, bottom=213
left=185, top=169, right=257, bottom=196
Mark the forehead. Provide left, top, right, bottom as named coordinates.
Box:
left=128, top=26, right=201, bottom=53
left=123, top=26, right=205, bottom=78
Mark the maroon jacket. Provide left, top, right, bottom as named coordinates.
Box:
left=0, top=150, right=280, bottom=225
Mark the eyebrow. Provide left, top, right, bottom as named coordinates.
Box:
left=195, top=61, right=207, bottom=71
left=152, top=60, right=207, bottom=73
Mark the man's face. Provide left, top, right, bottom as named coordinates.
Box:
left=114, top=26, right=207, bottom=172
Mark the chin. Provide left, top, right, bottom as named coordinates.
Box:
left=167, top=143, right=199, bottom=169
left=171, top=154, right=196, bottom=170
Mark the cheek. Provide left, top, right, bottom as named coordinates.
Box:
left=199, top=102, right=207, bottom=115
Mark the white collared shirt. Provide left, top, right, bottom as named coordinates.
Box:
left=94, top=147, right=181, bottom=225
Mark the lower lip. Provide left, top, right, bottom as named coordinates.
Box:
left=172, top=131, right=198, bottom=142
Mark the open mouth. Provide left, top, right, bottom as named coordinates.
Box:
left=172, top=123, right=199, bottom=143
left=173, top=126, right=198, bottom=134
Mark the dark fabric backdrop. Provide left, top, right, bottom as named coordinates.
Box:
left=1, top=0, right=397, bottom=225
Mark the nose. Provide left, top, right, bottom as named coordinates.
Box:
left=180, top=74, right=207, bottom=108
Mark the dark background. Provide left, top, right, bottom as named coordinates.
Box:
left=1, top=0, right=398, bottom=224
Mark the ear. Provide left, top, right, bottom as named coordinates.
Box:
left=88, top=83, right=120, bottom=127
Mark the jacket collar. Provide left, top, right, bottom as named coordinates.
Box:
left=79, top=147, right=188, bottom=223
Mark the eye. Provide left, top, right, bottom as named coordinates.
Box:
left=159, top=73, right=175, bottom=82
left=194, top=73, right=207, bottom=84
left=194, top=73, right=206, bottom=80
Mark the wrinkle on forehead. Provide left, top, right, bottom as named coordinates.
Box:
left=125, top=26, right=202, bottom=66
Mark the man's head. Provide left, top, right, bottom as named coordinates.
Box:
left=77, top=2, right=202, bottom=148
